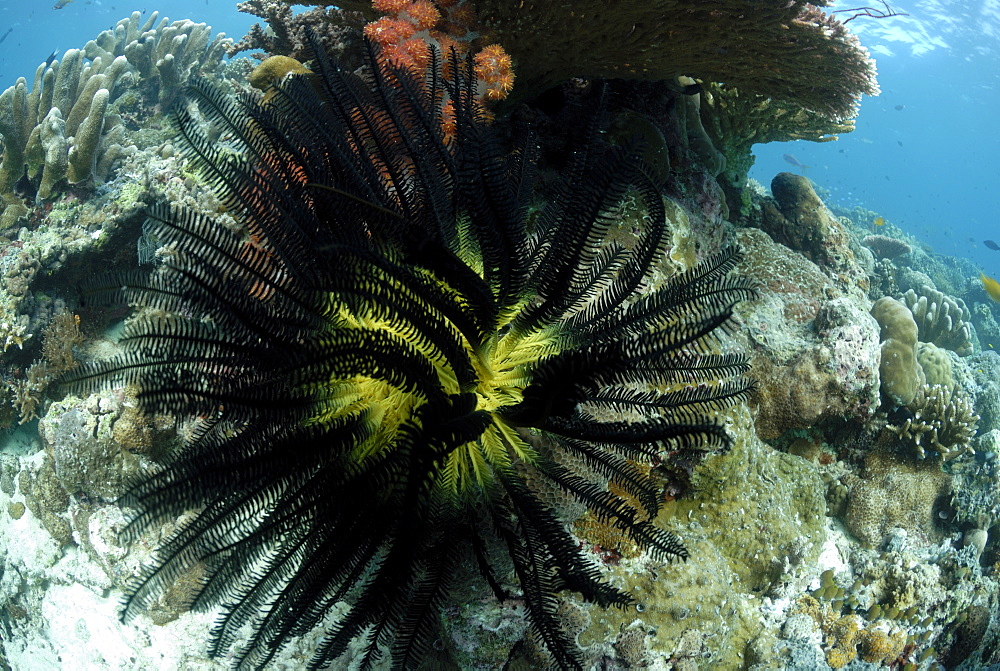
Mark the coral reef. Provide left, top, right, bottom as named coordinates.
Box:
left=470, top=0, right=878, bottom=120
left=695, top=82, right=858, bottom=190
left=738, top=221, right=879, bottom=440
left=0, top=11, right=231, bottom=228
left=6, top=2, right=1000, bottom=670
left=63, top=41, right=756, bottom=669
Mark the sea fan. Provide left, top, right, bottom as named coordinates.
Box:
left=64, top=39, right=756, bottom=670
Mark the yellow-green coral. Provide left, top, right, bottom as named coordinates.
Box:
left=249, top=55, right=311, bottom=92
left=857, top=627, right=907, bottom=664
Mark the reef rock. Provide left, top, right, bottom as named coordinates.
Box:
left=759, top=172, right=868, bottom=293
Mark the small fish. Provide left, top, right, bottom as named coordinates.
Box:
left=782, top=154, right=810, bottom=171
left=0, top=28, right=12, bottom=45
left=873, top=217, right=885, bottom=227
left=53, top=0, right=73, bottom=8
left=44, top=49, right=59, bottom=68
left=981, top=273, right=1000, bottom=302
left=894, top=104, right=905, bottom=111
left=985, top=240, right=1000, bottom=251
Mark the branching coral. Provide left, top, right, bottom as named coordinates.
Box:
left=901, top=286, right=974, bottom=356
left=83, top=11, right=232, bottom=105
left=887, top=384, right=979, bottom=460
left=10, top=307, right=82, bottom=423
left=229, top=0, right=367, bottom=62
left=63, top=38, right=755, bottom=669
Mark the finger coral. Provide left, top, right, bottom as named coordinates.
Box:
left=901, top=286, right=974, bottom=356
left=63, top=37, right=755, bottom=669
left=0, top=11, right=231, bottom=226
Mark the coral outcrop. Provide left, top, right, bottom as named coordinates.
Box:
left=760, top=173, right=868, bottom=292
left=738, top=223, right=879, bottom=439
left=872, top=296, right=922, bottom=407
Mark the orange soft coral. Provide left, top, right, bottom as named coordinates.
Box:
left=363, top=16, right=416, bottom=48
left=474, top=43, right=515, bottom=100
left=366, top=1, right=515, bottom=103
left=406, top=0, right=442, bottom=30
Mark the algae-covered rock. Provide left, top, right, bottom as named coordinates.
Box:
left=582, top=407, right=828, bottom=668
left=38, top=393, right=140, bottom=500
left=737, top=226, right=879, bottom=439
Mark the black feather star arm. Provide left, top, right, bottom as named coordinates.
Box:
left=63, top=38, right=757, bottom=670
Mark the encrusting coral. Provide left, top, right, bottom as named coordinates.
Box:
left=844, top=447, right=952, bottom=547
left=63, top=37, right=756, bottom=669
left=863, top=234, right=912, bottom=260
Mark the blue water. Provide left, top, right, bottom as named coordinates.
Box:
left=1, top=0, right=997, bottom=273
left=751, top=0, right=1000, bottom=278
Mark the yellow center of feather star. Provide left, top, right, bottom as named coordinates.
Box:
left=310, top=291, right=561, bottom=495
